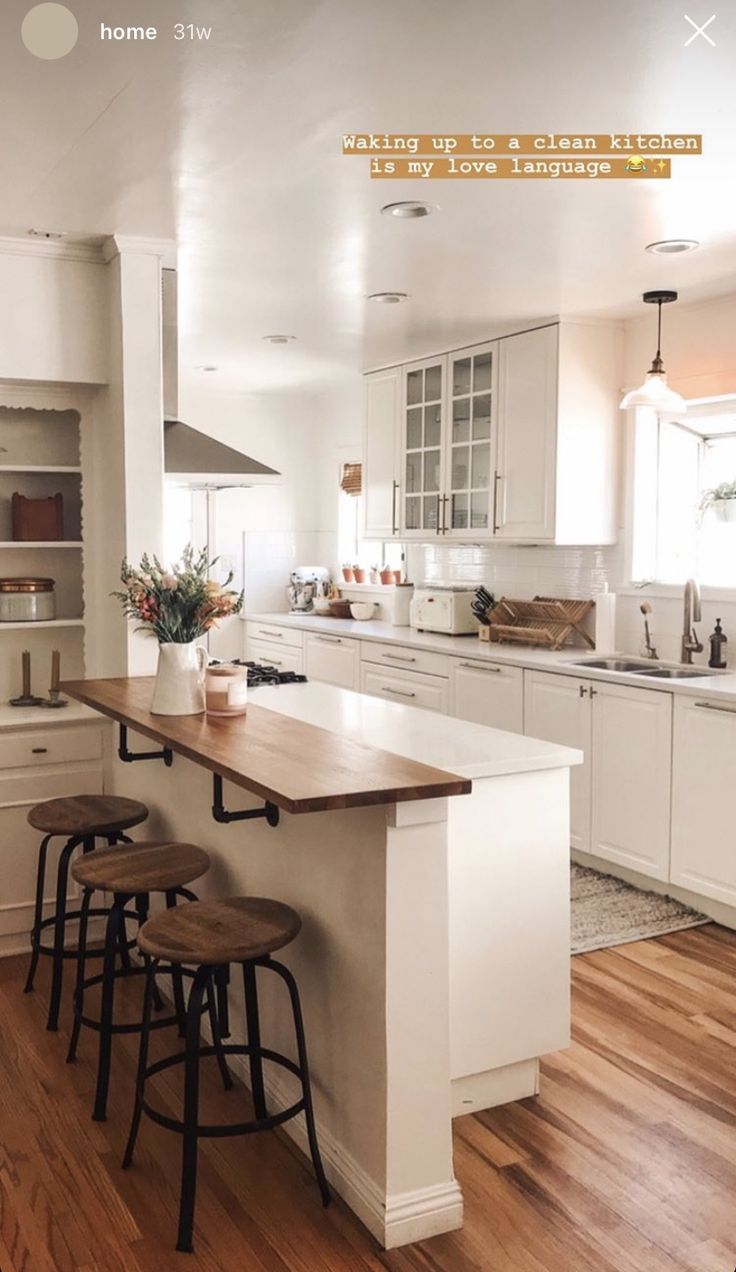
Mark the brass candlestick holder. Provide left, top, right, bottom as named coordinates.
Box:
left=39, top=648, right=68, bottom=708
left=9, top=649, right=44, bottom=707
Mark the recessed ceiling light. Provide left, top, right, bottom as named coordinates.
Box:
left=262, top=334, right=296, bottom=344
left=381, top=201, right=436, bottom=219
left=645, top=239, right=699, bottom=255
left=28, top=228, right=64, bottom=239
left=367, top=292, right=409, bottom=304
left=195, top=364, right=218, bottom=372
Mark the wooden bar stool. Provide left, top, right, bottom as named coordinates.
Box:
left=69, top=841, right=212, bottom=1123
left=24, top=794, right=149, bottom=1031
left=123, top=896, right=331, bottom=1253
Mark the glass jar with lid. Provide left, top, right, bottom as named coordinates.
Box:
left=205, top=664, right=248, bottom=717
left=0, top=578, right=56, bottom=622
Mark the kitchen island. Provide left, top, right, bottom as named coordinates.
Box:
left=63, top=675, right=580, bottom=1248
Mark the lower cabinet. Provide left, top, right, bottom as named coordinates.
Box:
left=524, top=671, right=672, bottom=879
left=524, top=671, right=593, bottom=853
left=304, top=632, right=360, bottom=690
left=671, top=697, right=736, bottom=906
left=590, top=680, right=672, bottom=882
left=451, top=658, right=523, bottom=732
left=360, top=664, right=450, bottom=713
left=0, top=724, right=104, bottom=955
left=245, top=636, right=304, bottom=676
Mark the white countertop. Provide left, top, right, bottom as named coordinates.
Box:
left=0, top=702, right=101, bottom=731
left=246, top=612, right=736, bottom=705
left=249, top=680, right=582, bottom=779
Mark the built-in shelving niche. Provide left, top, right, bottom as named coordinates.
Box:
left=0, top=403, right=85, bottom=704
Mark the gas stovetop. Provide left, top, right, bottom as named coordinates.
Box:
left=230, top=660, right=308, bottom=687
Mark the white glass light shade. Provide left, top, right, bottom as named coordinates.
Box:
left=620, top=370, right=687, bottom=413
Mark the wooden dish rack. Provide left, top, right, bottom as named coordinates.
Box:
left=479, top=596, right=595, bottom=651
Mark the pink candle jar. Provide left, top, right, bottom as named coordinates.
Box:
left=205, top=664, right=248, bottom=717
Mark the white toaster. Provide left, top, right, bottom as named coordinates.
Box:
left=409, top=587, right=478, bottom=635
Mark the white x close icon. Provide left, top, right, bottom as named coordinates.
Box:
left=684, top=13, right=717, bottom=45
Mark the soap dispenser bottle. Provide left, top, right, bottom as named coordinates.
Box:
left=708, top=618, right=728, bottom=669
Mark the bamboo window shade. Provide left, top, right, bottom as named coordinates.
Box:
left=340, top=463, right=362, bottom=496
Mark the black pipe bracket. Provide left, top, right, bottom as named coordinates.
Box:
left=212, top=774, right=280, bottom=827
left=118, top=724, right=173, bottom=767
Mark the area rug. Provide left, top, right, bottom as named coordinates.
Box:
left=571, top=863, right=709, bottom=955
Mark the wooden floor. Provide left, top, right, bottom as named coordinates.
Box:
left=2, top=925, right=736, bottom=1271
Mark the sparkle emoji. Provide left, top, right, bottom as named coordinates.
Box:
left=625, top=155, right=648, bottom=173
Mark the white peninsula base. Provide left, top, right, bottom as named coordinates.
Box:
left=93, top=681, right=579, bottom=1249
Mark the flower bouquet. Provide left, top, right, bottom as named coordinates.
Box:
left=114, top=546, right=244, bottom=715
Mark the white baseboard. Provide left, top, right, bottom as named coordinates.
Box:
left=226, top=1049, right=463, bottom=1248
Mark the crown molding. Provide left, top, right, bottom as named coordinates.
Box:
left=0, top=236, right=107, bottom=264
left=102, top=235, right=177, bottom=266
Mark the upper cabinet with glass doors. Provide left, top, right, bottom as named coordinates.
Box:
left=365, top=321, right=622, bottom=546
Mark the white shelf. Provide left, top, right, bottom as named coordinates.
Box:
left=0, top=465, right=81, bottom=474
left=0, top=540, right=83, bottom=548
left=0, top=618, right=84, bottom=630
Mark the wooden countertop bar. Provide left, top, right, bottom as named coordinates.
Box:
left=62, top=677, right=472, bottom=815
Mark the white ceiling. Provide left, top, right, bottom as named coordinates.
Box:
left=1, top=0, right=735, bottom=393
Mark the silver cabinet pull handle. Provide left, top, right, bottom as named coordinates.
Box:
left=315, top=635, right=342, bottom=645
left=258, top=629, right=283, bottom=638
left=383, top=653, right=417, bottom=663
left=492, top=472, right=502, bottom=533
left=382, top=686, right=416, bottom=698
left=694, top=700, right=736, bottom=715
left=392, top=480, right=399, bottom=536
left=31, top=746, right=48, bottom=754
left=579, top=684, right=588, bottom=698
left=458, top=662, right=502, bottom=673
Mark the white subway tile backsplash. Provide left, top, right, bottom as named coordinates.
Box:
left=406, top=543, right=619, bottom=601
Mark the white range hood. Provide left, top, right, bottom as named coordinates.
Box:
left=162, top=270, right=280, bottom=489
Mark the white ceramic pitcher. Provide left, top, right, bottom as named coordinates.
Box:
left=150, top=641, right=208, bottom=715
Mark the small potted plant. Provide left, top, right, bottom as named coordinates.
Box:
left=699, top=480, right=736, bottom=523
left=341, top=564, right=354, bottom=582
left=353, top=564, right=366, bottom=583
left=380, top=565, right=394, bottom=584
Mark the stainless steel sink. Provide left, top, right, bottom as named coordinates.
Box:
left=570, top=657, right=719, bottom=679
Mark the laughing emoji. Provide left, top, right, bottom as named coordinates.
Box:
left=625, top=155, right=648, bottom=173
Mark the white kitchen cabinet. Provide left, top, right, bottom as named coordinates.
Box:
left=401, top=355, right=446, bottom=538
left=245, top=622, right=303, bottom=649
left=524, top=671, right=593, bottom=853
left=360, top=641, right=450, bottom=679
left=494, top=327, right=558, bottom=541
left=304, top=632, right=360, bottom=690
left=671, top=698, right=736, bottom=906
left=363, top=367, right=401, bottom=540
left=361, top=664, right=449, bottom=713
left=245, top=637, right=304, bottom=675
left=366, top=319, right=621, bottom=546
left=451, top=658, right=523, bottom=733
left=590, top=681, right=672, bottom=881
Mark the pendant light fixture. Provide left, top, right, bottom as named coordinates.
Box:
left=619, top=290, right=686, bottom=413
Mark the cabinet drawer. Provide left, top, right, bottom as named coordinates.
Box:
left=0, top=764, right=104, bottom=809
left=305, top=633, right=359, bottom=690
left=0, top=726, right=103, bottom=772
left=245, top=622, right=303, bottom=650
left=360, top=641, right=450, bottom=679
left=245, top=638, right=304, bottom=675
left=451, top=660, right=523, bottom=732
left=361, top=665, right=449, bottom=713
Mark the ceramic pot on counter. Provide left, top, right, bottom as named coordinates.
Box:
left=151, top=641, right=208, bottom=715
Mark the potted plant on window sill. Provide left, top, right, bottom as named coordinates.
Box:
left=699, top=480, right=736, bottom=523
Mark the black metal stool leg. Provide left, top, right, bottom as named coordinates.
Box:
left=215, top=964, right=231, bottom=1038
left=24, top=834, right=51, bottom=994
left=270, top=960, right=331, bottom=1206
left=206, top=973, right=233, bottom=1092
left=177, top=965, right=208, bottom=1254
left=242, top=962, right=267, bottom=1119
left=47, top=835, right=81, bottom=1031
left=92, top=895, right=126, bottom=1122
left=166, top=890, right=187, bottom=1036
left=122, top=959, right=157, bottom=1169
left=66, top=887, right=93, bottom=1063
